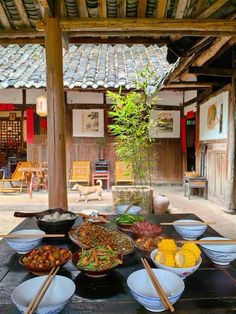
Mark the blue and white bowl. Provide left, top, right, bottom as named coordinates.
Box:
left=199, top=236, right=236, bottom=265
left=150, top=249, right=202, bottom=279
left=115, top=205, right=142, bottom=215
left=5, top=229, right=45, bottom=254
left=173, top=219, right=207, bottom=240
left=12, top=275, right=75, bottom=314
left=127, top=268, right=185, bottom=312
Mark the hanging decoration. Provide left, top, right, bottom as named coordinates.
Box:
left=36, top=95, right=47, bottom=117
left=180, top=118, right=186, bottom=153
left=26, top=108, right=34, bottom=143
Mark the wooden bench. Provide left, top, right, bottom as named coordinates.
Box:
left=184, top=176, right=208, bottom=200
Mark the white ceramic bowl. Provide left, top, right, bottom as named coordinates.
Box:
left=5, top=229, right=45, bottom=254
left=150, top=249, right=202, bottom=279
left=115, top=205, right=142, bottom=215
left=127, top=268, right=184, bottom=312
left=12, top=275, right=75, bottom=314
left=199, top=236, right=236, bottom=265
left=173, top=219, right=207, bottom=240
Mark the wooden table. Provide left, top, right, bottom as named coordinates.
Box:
left=1, top=213, right=236, bottom=313
left=184, top=176, right=208, bottom=200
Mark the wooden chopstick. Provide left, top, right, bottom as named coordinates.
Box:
left=178, top=239, right=236, bottom=244
left=0, top=234, right=65, bottom=238
left=25, top=266, right=60, bottom=314
left=161, top=221, right=216, bottom=226
left=141, top=257, right=175, bottom=312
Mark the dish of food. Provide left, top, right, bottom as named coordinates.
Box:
left=130, top=221, right=163, bottom=238
left=68, top=222, right=134, bottom=255
left=135, top=236, right=163, bottom=252
left=40, top=211, right=76, bottom=222
left=72, top=245, right=123, bottom=277
left=115, top=214, right=145, bottom=231
left=19, top=245, right=72, bottom=275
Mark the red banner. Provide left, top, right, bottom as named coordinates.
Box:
left=195, top=115, right=199, bottom=152
left=181, top=118, right=186, bottom=153
left=0, top=104, right=14, bottom=110
left=40, top=118, right=47, bottom=130
left=26, top=108, right=34, bottom=143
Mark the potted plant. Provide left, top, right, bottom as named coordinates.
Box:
left=97, top=137, right=106, bottom=161
left=107, top=67, right=164, bottom=213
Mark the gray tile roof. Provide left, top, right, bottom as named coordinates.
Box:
left=0, top=44, right=173, bottom=89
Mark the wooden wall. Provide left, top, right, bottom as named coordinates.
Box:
left=27, top=107, right=183, bottom=185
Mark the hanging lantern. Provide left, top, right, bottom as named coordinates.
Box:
left=36, top=95, right=47, bottom=117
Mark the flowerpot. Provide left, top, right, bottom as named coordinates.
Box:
left=153, top=194, right=170, bottom=214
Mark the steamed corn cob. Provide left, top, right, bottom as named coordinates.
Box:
left=175, top=249, right=196, bottom=267
left=157, top=239, right=177, bottom=253
left=181, top=242, right=201, bottom=259
left=155, top=250, right=176, bottom=267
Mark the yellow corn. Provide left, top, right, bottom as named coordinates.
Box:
left=181, top=242, right=201, bottom=259
left=157, top=239, right=177, bottom=253
left=175, top=249, right=196, bottom=268
left=155, top=250, right=176, bottom=267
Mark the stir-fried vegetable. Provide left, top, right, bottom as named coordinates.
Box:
left=76, top=245, right=122, bottom=271
left=115, top=214, right=145, bottom=225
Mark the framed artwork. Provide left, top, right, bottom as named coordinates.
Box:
left=199, top=90, right=228, bottom=141
left=9, top=113, right=16, bottom=121
left=149, top=110, right=180, bottom=138
left=73, top=109, right=104, bottom=137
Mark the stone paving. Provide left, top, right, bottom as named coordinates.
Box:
left=0, top=185, right=236, bottom=238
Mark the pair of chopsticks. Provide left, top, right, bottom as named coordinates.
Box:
left=178, top=239, right=236, bottom=244
left=0, top=234, right=65, bottom=238
left=141, top=258, right=174, bottom=312
left=25, top=266, right=60, bottom=314
left=160, top=221, right=216, bottom=226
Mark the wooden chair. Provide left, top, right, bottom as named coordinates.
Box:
left=0, top=161, right=33, bottom=193
left=114, top=161, right=134, bottom=185
left=69, top=161, right=91, bottom=189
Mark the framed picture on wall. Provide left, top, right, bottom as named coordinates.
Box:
left=149, top=110, right=180, bottom=138
left=199, top=90, right=228, bottom=141
left=73, top=109, right=104, bottom=137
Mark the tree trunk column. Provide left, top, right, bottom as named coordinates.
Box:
left=45, top=14, right=68, bottom=210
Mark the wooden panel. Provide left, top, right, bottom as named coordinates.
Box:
left=207, top=150, right=227, bottom=204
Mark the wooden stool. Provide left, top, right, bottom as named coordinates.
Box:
left=184, top=177, right=208, bottom=200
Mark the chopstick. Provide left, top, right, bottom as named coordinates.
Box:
left=141, top=257, right=174, bottom=312
left=0, top=234, right=65, bottom=238
left=25, top=266, right=60, bottom=314
left=178, top=239, right=236, bottom=244
left=161, top=221, right=216, bottom=226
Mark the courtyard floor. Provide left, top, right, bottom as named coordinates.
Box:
left=0, top=185, right=235, bottom=238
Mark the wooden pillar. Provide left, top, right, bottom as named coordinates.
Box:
left=45, top=12, right=68, bottom=210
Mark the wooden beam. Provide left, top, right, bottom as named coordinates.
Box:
left=0, top=37, right=44, bottom=45
left=195, top=0, right=207, bottom=16
left=36, top=18, right=236, bottom=37
left=38, top=0, right=53, bottom=16
left=137, top=0, right=147, bottom=18
left=76, top=0, right=88, bottom=18
left=45, top=12, right=68, bottom=210
left=0, top=2, right=11, bottom=29
left=13, top=0, right=31, bottom=28
left=193, top=36, right=231, bottom=67
left=98, top=0, right=107, bottom=17
left=198, top=0, right=229, bottom=19
left=175, top=0, right=188, bottom=18
left=118, top=0, right=126, bottom=18
left=0, top=29, right=45, bottom=38
left=155, top=0, right=167, bottom=18
left=189, top=66, right=233, bottom=77
left=163, top=82, right=213, bottom=89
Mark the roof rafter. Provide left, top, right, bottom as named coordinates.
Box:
left=35, top=18, right=236, bottom=37
left=76, top=0, right=88, bottom=18
left=198, top=0, right=229, bottom=19
left=155, top=0, right=167, bottom=18
left=118, top=0, right=126, bottom=18
left=13, top=0, right=31, bottom=27
left=0, top=2, right=11, bottom=29
left=137, top=0, right=147, bottom=18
